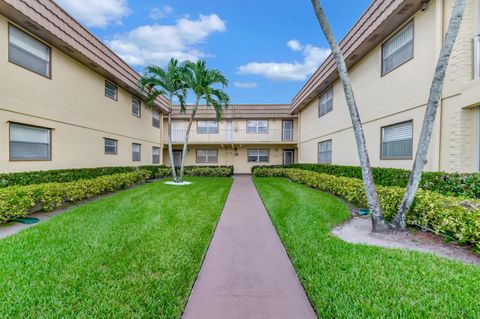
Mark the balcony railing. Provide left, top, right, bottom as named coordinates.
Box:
left=165, top=129, right=296, bottom=144
left=475, top=35, right=480, bottom=79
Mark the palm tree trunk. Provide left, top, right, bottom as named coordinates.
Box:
left=311, top=0, right=387, bottom=232
left=167, top=101, right=178, bottom=182
left=391, top=0, right=467, bottom=230
left=179, top=97, right=200, bottom=182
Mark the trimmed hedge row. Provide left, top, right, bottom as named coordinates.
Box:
left=252, top=164, right=480, bottom=199
left=254, top=168, right=480, bottom=250
left=0, top=170, right=151, bottom=224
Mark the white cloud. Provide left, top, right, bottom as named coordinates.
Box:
left=55, top=0, right=129, bottom=28
left=149, top=5, right=173, bottom=20
left=287, top=39, right=303, bottom=51
left=107, top=14, right=226, bottom=66
left=238, top=40, right=330, bottom=81
left=234, top=82, right=258, bottom=89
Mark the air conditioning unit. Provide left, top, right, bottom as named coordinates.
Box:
left=474, top=35, right=480, bottom=79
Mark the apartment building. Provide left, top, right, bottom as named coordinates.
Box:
left=0, top=0, right=168, bottom=173
left=291, top=0, right=480, bottom=173
left=163, top=105, right=298, bottom=174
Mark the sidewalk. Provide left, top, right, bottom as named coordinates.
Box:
left=182, top=175, right=316, bottom=319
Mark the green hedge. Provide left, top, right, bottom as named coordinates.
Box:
left=0, top=170, right=151, bottom=224
left=252, top=164, right=480, bottom=199
left=254, top=168, right=480, bottom=250
left=182, top=166, right=234, bottom=177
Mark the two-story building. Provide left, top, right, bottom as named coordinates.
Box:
left=291, top=0, right=480, bottom=173
left=163, top=105, right=298, bottom=174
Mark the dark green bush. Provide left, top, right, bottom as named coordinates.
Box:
left=0, top=170, right=151, bottom=224
left=254, top=168, right=480, bottom=250
left=252, top=164, right=480, bottom=199
left=183, top=166, right=234, bottom=177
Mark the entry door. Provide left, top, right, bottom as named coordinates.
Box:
left=283, top=150, right=294, bottom=166
left=173, top=151, right=182, bottom=167
left=226, top=120, right=233, bottom=143
left=282, top=120, right=293, bottom=141
left=172, top=121, right=185, bottom=143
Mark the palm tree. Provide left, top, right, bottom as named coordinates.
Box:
left=310, top=0, right=387, bottom=231
left=139, top=58, right=187, bottom=182
left=178, top=60, right=230, bottom=182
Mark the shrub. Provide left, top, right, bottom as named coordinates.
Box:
left=183, top=166, right=234, bottom=177
left=0, top=170, right=151, bottom=224
left=254, top=168, right=480, bottom=250
left=252, top=164, right=480, bottom=199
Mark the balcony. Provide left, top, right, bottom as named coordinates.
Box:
left=165, top=129, right=297, bottom=144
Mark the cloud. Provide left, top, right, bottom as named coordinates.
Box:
left=149, top=5, right=173, bottom=20
left=107, top=14, right=226, bottom=66
left=55, top=0, right=129, bottom=28
left=238, top=40, right=330, bottom=81
left=234, top=82, right=258, bottom=89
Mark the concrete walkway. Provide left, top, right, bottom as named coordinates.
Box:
left=182, top=175, right=316, bottom=319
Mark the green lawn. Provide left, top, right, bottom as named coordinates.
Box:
left=0, top=177, right=232, bottom=318
left=254, top=177, right=480, bottom=319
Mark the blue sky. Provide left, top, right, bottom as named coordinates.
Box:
left=56, top=0, right=371, bottom=104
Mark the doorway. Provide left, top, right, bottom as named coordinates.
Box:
left=173, top=150, right=183, bottom=167
left=283, top=149, right=294, bottom=166
left=282, top=120, right=293, bottom=141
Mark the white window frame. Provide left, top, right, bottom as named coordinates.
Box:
left=381, top=121, right=413, bottom=160
left=104, top=138, right=118, bottom=155
left=152, top=110, right=160, bottom=128
left=105, top=81, right=118, bottom=101
left=9, top=123, right=51, bottom=161
left=318, top=140, right=332, bottom=164
left=382, top=22, right=414, bottom=75
left=8, top=24, right=51, bottom=78
left=132, top=97, right=141, bottom=118
left=247, top=120, right=269, bottom=134
left=152, top=146, right=161, bottom=164
left=247, top=149, right=269, bottom=163
left=132, top=143, right=141, bottom=162
left=197, top=120, right=219, bottom=134
left=196, top=149, right=218, bottom=163
left=318, top=88, right=333, bottom=117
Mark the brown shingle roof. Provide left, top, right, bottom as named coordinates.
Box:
left=172, top=104, right=296, bottom=119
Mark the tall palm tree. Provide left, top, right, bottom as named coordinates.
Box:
left=178, top=60, right=230, bottom=182
left=139, top=58, right=187, bottom=182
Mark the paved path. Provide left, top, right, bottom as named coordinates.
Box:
left=182, top=175, right=317, bottom=319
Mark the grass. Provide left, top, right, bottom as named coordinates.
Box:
left=0, top=177, right=232, bottom=318
left=254, top=177, right=480, bottom=319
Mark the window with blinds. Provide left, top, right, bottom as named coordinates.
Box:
left=10, top=123, right=51, bottom=160
left=105, top=81, right=118, bottom=100
left=104, top=138, right=118, bottom=155
left=152, top=110, right=160, bottom=128
left=318, top=140, right=332, bottom=164
left=381, top=121, right=413, bottom=159
left=8, top=25, right=50, bottom=77
left=132, top=143, right=141, bottom=161
left=197, top=121, right=219, bottom=134
left=196, top=149, right=218, bottom=163
left=247, top=149, right=269, bottom=163
left=382, top=22, right=414, bottom=75
left=132, top=98, right=141, bottom=117
left=318, top=88, right=333, bottom=117
left=152, top=147, right=161, bottom=164
left=247, top=120, right=268, bottom=134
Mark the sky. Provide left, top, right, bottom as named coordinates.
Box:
left=55, top=0, right=372, bottom=104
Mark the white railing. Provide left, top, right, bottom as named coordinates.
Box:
left=165, top=129, right=296, bottom=144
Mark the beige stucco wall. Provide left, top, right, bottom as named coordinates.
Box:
left=298, top=0, right=480, bottom=173
left=0, top=17, right=163, bottom=172
left=163, top=145, right=297, bottom=174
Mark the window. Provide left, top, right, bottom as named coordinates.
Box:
left=248, top=149, right=269, bottom=163
left=152, top=146, right=161, bottom=164
left=382, top=22, right=414, bottom=75
left=318, top=88, right=333, bottom=117
left=152, top=110, right=160, bottom=128
left=105, top=81, right=118, bottom=100
left=132, top=97, right=141, bottom=117
left=247, top=120, right=268, bottom=134
left=381, top=121, right=413, bottom=159
left=196, top=149, right=218, bottom=163
left=104, top=138, right=118, bottom=155
left=9, top=123, right=51, bottom=161
left=8, top=25, right=50, bottom=78
left=197, top=120, right=219, bottom=134
left=318, top=140, right=332, bottom=164
left=132, top=143, right=141, bottom=161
